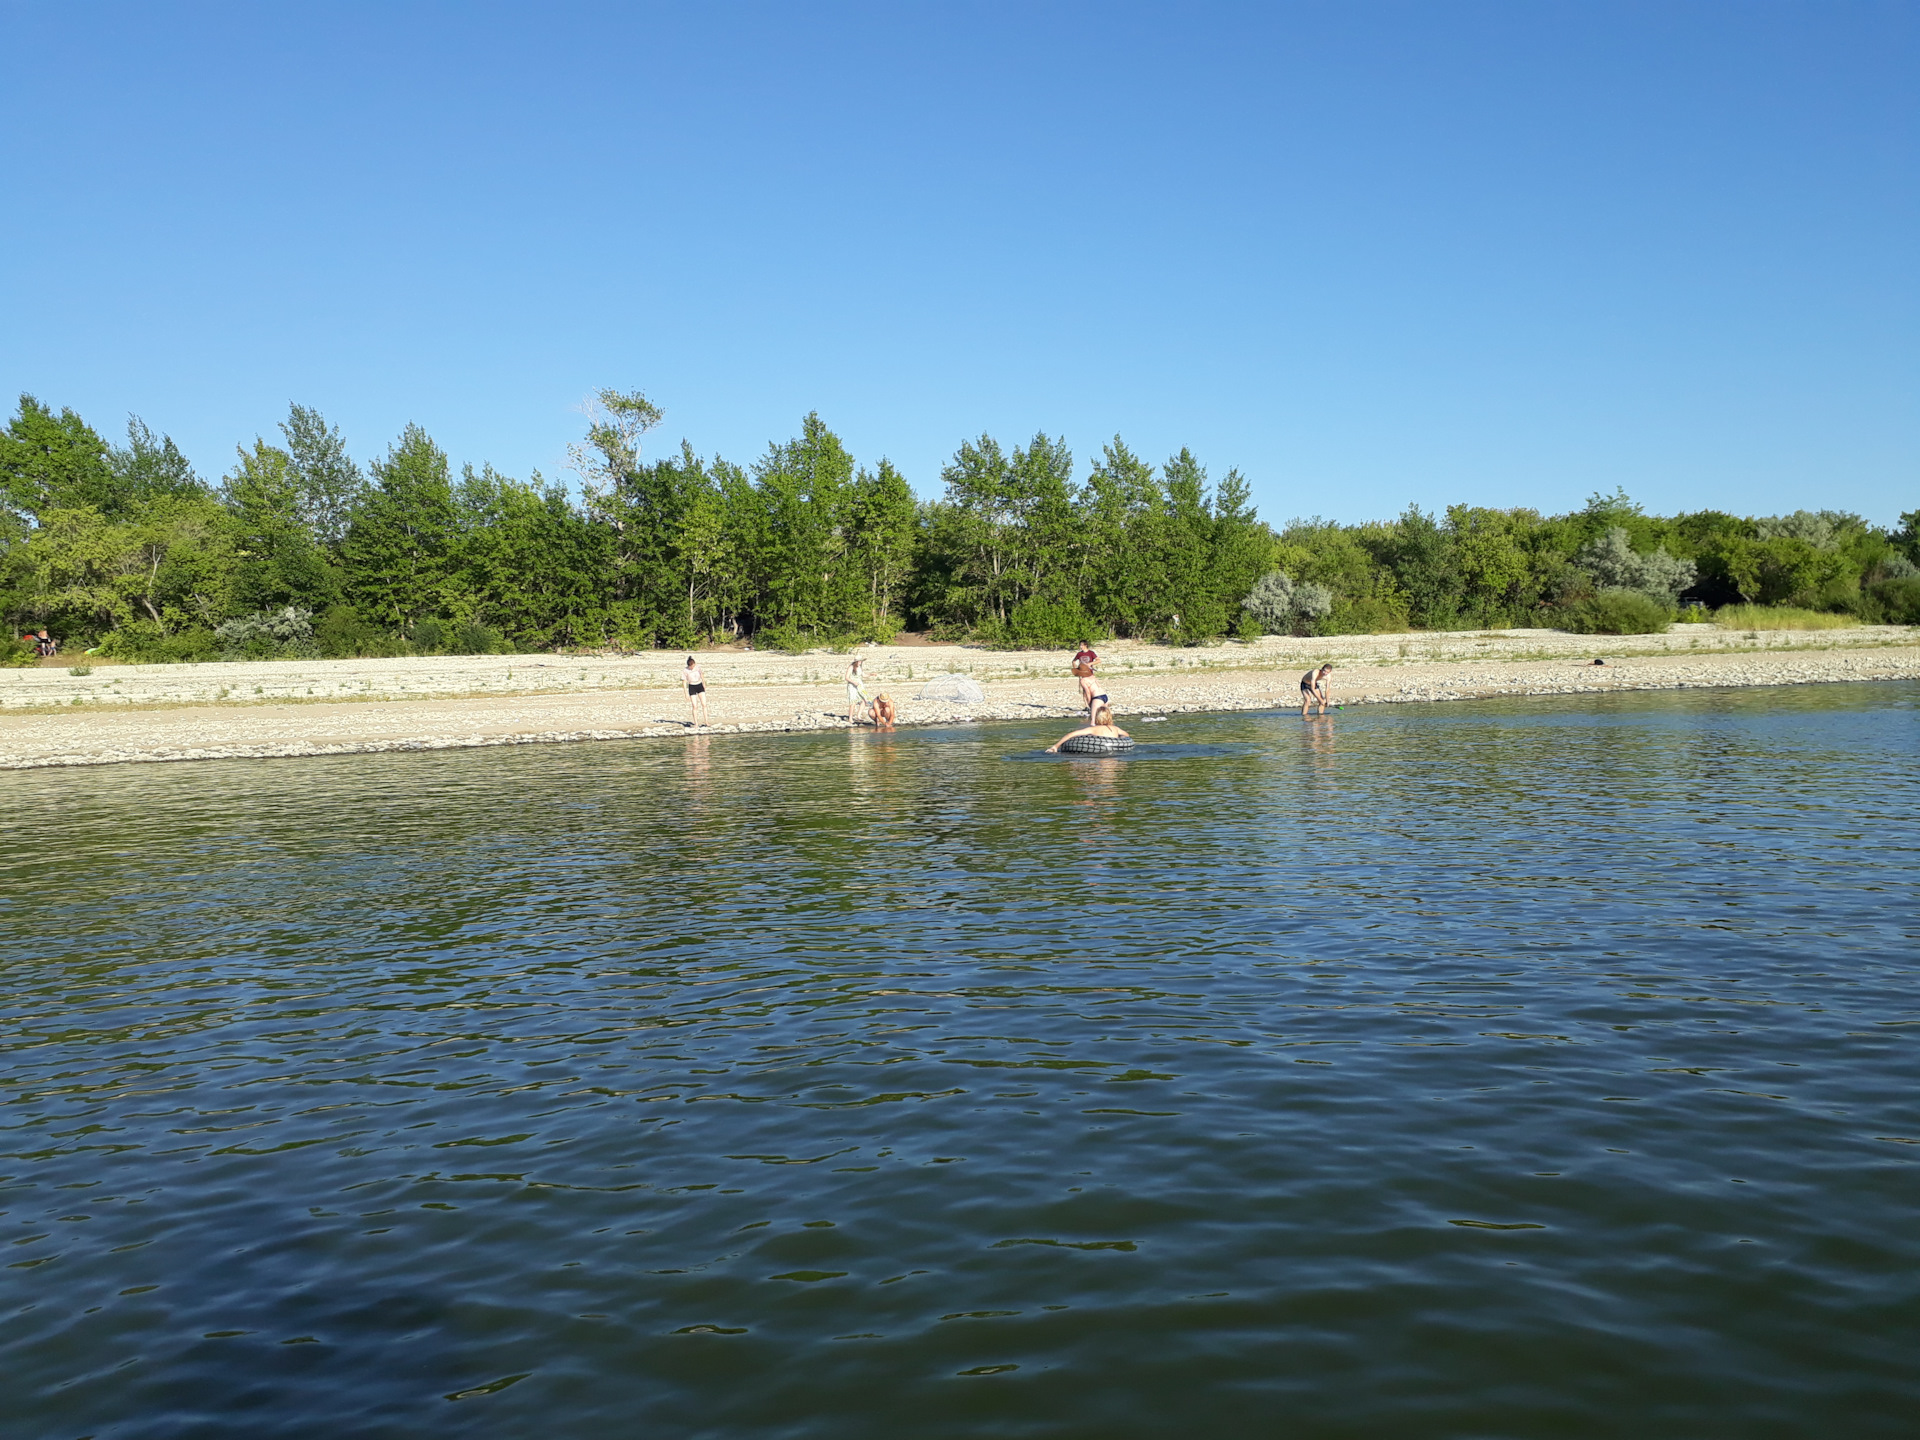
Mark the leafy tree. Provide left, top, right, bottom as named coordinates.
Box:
left=222, top=440, right=339, bottom=615
left=1895, top=510, right=1920, bottom=566
left=1159, top=448, right=1226, bottom=639
left=1446, top=506, right=1536, bottom=625
left=1082, top=438, right=1163, bottom=635
left=1572, top=526, right=1697, bottom=603
left=847, top=458, right=917, bottom=636
left=1376, top=505, right=1461, bottom=629
left=110, top=417, right=205, bottom=504
left=23, top=495, right=232, bottom=636
left=450, top=464, right=605, bottom=646
left=343, top=424, right=458, bottom=625
left=1209, top=468, right=1271, bottom=618
left=752, top=414, right=863, bottom=640
left=0, top=395, right=118, bottom=529
left=937, top=435, right=1018, bottom=627
left=281, top=404, right=366, bottom=547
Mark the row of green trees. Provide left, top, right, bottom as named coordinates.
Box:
left=2, top=388, right=1916, bottom=662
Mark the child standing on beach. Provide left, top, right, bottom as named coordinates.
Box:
left=846, top=657, right=871, bottom=725
left=684, top=656, right=709, bottom=727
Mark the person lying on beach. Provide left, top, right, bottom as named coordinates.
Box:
left=1300, top=663, right=1333, bottom=716
left=1046, top=703, right=1130, bottom=753
left=872, top=692, right=896, bottom=730
left=684, top=655, right=708, bottom=726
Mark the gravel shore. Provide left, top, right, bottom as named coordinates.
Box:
left=4, top=625, right=1915, bottom=769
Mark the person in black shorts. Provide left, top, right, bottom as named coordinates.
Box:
left=1300, top=663, right=1332, bottom=717
left=684, top=655, right=709, bottom=726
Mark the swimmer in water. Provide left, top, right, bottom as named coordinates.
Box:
left=1046, top=702, right=1130, bottom=753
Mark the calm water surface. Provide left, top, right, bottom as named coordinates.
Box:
left=5, top=684, right=1918, bottom=1438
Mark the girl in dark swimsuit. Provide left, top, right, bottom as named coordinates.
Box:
left=684, top=656, right=709, bottom=726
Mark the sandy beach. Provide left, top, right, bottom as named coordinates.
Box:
left=3, top=624, right=1915, bottom=769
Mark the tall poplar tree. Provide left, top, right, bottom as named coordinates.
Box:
left=222, top=440, right=338, bottom=614
left=343, top=424, right=458, bottom=625
left=0, top=395, right=118, bottom=529
left=281, top=404, right=366, bottom=548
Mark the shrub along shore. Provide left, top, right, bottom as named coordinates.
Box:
left=5, top=389, right=1917, bottom=673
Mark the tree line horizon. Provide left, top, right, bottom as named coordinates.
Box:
left=2, top=388, right=1916, bottom=663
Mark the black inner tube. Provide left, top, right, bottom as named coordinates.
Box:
left=1059, top=733, right=1135, bottom=755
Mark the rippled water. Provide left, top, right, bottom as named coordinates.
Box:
left=5, top=684, right=1918, bottom=1438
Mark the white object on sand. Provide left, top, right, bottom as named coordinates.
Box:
left=916, top=674, right=985, bottom=703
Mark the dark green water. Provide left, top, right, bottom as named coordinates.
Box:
left=5, top=684, right=1918, bottom=1439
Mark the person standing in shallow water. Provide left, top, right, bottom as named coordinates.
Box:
left=1300, top=662, right=1333, bottom=717
left=1071, top=640, right=1103, bottom=718
left=684, top=655, right=709, bottom=727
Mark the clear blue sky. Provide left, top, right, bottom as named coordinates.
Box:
left=2, top=1, right=1913, bottom=525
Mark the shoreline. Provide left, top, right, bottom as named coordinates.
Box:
left=4, top=627, right=1916, bottom=770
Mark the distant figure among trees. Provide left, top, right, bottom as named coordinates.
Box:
left=1300, top=663, right=1333, bottom=716
left=684, top=655, right=708, bottom=727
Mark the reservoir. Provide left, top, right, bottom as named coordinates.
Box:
left=4, top=683, right=1917, bottom=1437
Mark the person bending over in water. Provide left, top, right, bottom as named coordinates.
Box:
left=1046, top=702, right=1130, bottom=753
left=684, top=655, right=709, bottom=727
left=871, top=692, right=896, bottom=730
left=1300, top=662, right=1333, bottom=717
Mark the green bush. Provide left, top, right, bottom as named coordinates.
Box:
left=1555, top=588, right=1673, bottom=635
left=1319, top=596, right=1410, bottom=635
left=1006, top=597, right=1095, bottom=647
left=314, top=605, right=408, bottom=658
left=97, top=622, right=222, bottom=664
left=0, top=635, right=38, bottom=667
left=1865, top=577, right=1920, bottom=626
left=448, top=620, right=506, bottom=655
left=214, top=606, right=316, bottom=660
left=1158, top=597, right=1229, bottom=645
left=406, top=618, right=448, bottom=654
left=1711, top=604, right=1853, bottom=631
left=753, top=623, right=816, bottom=654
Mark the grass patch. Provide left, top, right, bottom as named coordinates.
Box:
left=1712, top=605, right=1855, bottom=631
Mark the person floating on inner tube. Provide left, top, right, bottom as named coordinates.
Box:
left=1046, top=702, right=1131, bottom=753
